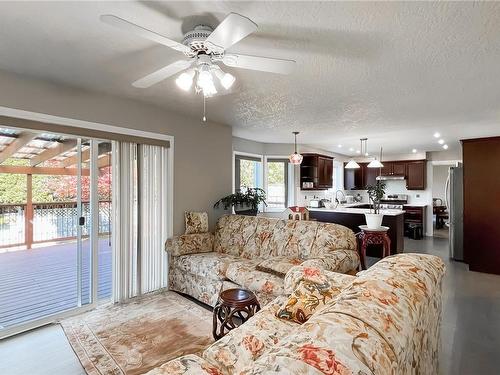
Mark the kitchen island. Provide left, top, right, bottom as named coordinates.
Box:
left=309, top=205, right=405, bottom=255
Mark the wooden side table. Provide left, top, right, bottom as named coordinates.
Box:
left=212, top=288, right=260, bottom=340
left=356, top=225, right=391, bottom=270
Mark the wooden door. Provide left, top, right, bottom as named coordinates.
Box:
left=406, top=161, right=426, bottom=190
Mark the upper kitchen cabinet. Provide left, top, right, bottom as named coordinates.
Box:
left=406, top=160, right=426, bottom=190
left=364, top=165, right=379, bottom=187
left=300, top=154, right=333, bottom=190
left=380, top=161, right=406, bottom=176
left=392, top=162, right=407, bottom=176
left=344, top=162, right=380, bottom=189
left=318, top=156, right=334, bottom=188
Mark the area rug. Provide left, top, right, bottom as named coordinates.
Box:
left=61, top=291, right=214, bottom=375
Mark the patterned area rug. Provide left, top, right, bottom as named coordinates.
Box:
left=61, top=291, right=213, bottom=375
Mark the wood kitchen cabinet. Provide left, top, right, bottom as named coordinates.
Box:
left=406, top=160, right=426, bottom=190
left=318, top=156, right=333, bottom=188
left=380, top=161, right=406, bottom=176
left=363, top=164, right=379, bottom=187
left=300, top=154, right=333, bottom=190
left=344, top=162, right=364, bottom=190
left=344, top=159, right=426, bottom=190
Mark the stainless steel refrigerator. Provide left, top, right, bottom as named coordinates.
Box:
left=445, top=163, right=464, bottom=261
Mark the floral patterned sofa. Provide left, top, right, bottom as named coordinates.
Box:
left=147, top=253, right=446, bottom=375
left=165, top=214, right=360, bottom=307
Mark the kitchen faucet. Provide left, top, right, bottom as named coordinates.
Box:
left=335, top=190, right=347, bottom=206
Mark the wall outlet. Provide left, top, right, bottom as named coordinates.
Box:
left=416, top=194, right=420, bottom=198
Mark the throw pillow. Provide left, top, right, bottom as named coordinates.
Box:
left=256, top=256, right=304, bottom=278
left=185, top=211, right=209, bottom=234
left=276, top=278, right=343, bottom=324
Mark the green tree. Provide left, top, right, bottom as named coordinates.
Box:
left=268, top=162, right=285, bottom=185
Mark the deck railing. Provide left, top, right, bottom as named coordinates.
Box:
left=0, top=201, right=111, bottom=248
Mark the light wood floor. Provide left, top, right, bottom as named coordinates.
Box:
left=1, top=237, right=499, bottom=375
left=0, top=324, right=84, bottom=375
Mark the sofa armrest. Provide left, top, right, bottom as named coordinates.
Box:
left=143, top=354, right=221, bottom=375
left=165, top=232, right=214, bottom=257
left=284, top=265, right=355, bottom=294
left=301, top=249, right=360, bottom=274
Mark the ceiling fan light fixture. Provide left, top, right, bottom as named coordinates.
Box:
left=220, top=72, right=235, bottom=89
left=175, top=69, right=195, bottom=91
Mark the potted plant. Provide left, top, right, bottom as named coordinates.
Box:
left=365, top=181, right=386, bottom=229
left=214, top=187, right=267, bottom=216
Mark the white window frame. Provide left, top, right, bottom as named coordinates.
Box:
left=264, top=155, right=294, bottom=212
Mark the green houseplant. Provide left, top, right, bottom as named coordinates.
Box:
left=214, top=187, right=267, bottom=216
left=365, top=180, right=386, bottom=228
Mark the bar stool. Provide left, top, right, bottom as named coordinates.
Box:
left=356, top=225, right=391, bottom=270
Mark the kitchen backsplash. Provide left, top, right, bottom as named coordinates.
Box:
left=296, top=179, right=430, bottom=206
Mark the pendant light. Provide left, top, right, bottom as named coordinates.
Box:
left=289, top=131, right=303, bottom=165
left=367, top=144, right=384, bottom=168
left=345, top=138, right=365, bottom=169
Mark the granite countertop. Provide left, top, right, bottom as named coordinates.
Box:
left=403, top=203, right=428, bottom=207
left=308, top=206, right=405, bottom=216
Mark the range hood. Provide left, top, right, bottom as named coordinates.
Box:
left=376, top=175, right=406, bottom=181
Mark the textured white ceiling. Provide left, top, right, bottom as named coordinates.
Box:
left=0, top=1, right=499, bottom=155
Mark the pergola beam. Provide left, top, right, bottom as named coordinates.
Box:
left=0, top=132, right=38, bottom=164
left=0, top=165, right=90, bottom=176
left=30, top=140, right=77, bottom=167
left=59, top=143, right=111, bottom=168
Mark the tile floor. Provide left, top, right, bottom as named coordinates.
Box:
left=0, top=237, right=499, bottom=375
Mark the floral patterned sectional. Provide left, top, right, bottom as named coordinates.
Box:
left=149, top=253, right=446, bottom=374
left=165, top=214, right=361, bottom=306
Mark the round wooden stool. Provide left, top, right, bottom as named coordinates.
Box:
left=212, top=288, right=260, bottom=340
left=357, top=225, right=391, bottom=270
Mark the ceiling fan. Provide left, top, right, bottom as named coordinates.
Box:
left=100, top=12, right=296, bottom=98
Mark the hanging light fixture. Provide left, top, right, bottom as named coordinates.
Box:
left=367, top=142, right=384, bottom=168
left=289, top=131, right=303, bottom=165
left=345, top=138, right=366, bottom=169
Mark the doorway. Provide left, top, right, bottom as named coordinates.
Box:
left=432, top=164, right=450, bottom=239
left=0, top=128, right=112, bottom=338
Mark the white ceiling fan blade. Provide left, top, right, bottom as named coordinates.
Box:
left=205, top=13, right=257, bottom=51
left=132, top=60, right=192, bottom=88
left=222, top=53, right=296, bottom=75
left=100, top=15, right=191, bottom=54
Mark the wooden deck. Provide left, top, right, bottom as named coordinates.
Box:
left=0, top=238, right=111, bottom=330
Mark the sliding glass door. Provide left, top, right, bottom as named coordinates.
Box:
left=0, top=130, right=107, bottom=338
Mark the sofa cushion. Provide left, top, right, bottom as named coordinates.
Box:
left=184, top=211, right=209, bottom=234
left=255, top=256, right=304, bottom=278
left=226, top=259, right=285, bottom=297
left=172, top=252, right=240, bottom=280
left=276, top=278, right=344, bottom=324
left=203, top=295, right=296, bottom=374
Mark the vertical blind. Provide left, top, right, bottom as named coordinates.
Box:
left=112, top=141, right=169, bottom=303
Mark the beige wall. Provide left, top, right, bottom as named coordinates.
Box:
left=0, top=70, right=232, bottom=235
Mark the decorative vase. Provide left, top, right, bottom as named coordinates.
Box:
left=365, top=213, right=384, bottom=229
